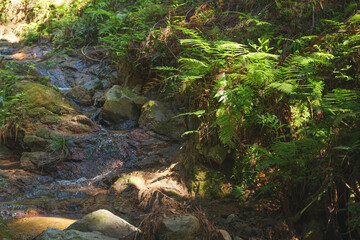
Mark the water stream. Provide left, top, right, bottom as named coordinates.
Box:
left=0, top=41, right=156, bottom=239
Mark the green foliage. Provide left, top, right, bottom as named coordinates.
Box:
left=191, top=166, right=232, bottom=200
left=233, top=185, right=245, bottom=201
left=47, top=135, right=72, bottom=159
left=0, top=63, right=23, bottom=128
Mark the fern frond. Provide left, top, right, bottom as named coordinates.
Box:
left=268, top=82, right=296, bottom=94
left=153, top=66, right=180, bottom=71
left=178, top=57, right=209, bottom=68
left=173, top=26, right=202, bottom=39
left=216, top=107, right=236, bottom=149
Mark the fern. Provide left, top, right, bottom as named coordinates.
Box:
left=216, top=107, right=237, bottom=148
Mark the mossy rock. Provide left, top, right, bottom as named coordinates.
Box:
left=196, top=144, right=228, bottom=165
left=138, top=100, right=186, bottom=140
left=17, top=81, right=75, bottom=117
left=101, top=85, right=139, bottom=124
left=191, top=166, right=232, bottom=200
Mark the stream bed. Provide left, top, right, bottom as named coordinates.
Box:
left=0, top=40, right=186, bottom=239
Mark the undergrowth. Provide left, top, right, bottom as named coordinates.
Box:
left=1, top=0, right=360, bottom=238
left=0, top=61, right=24, bottom=143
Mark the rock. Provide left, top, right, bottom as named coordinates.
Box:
left=159, top=215, right=202, bottom=240
left=217, top=229, right=232, bottom=240
left=20, top=152, right=57, bottom=171
left=66, top=85, right=92, bottom=106
left=17, top=81, right=74, bottom=117
left=226, top=214, right=239, bottom=224
left=196, top=144, right=228, bottom=165
left=58, top=115, right=99, bottom=134
left=0, top=215, right=14, bottom=240
left=208, top=144, right=228, bottom=165
left=36, top=128, right=61, bottom=140
left=101, top=85, right=139, bottom=125
left=139, top=100, right=186, bottom=140
left=133, top=96, right=148, bottom=106
left=66, top=209, right=140, bottom=239
left=23, top=135, right=51, bottom=152
left=93, top=90, right=105, bottom=107
left=234, top=237, right=244, bottom=240
left=35, top=228, right=116, bottom=240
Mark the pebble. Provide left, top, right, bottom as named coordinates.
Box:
left=217, top=229, right=232, bottom=240
left=226, top=214, right=239, bottom=223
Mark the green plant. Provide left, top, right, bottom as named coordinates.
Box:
left=0, top=63, right=24, bottom=142
left=47, top=135, right=72, bottom=159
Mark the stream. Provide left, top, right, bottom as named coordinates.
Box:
left=0, top=41, right=185, bottom=239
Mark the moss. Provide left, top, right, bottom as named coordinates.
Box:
left=18, top=81, right=74, bottom=117
left=191, top=166, right=232, bottom=200
left=121, top=88, right=136, bottom=99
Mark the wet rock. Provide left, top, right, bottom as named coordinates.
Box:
left=23, top=135, right=51, bottom=152
left=35, top=228, right=116, bottom=240
left=139, top=100, right=186, bottom=140
left=93, top=90, right=105, bottom=107
left=66, top=209, right=140, bottom=239
left=75, top=74, right=102, bottom=91
left=58, top=115, right=99, bottom=134
left=101, top=85, right=140, bottom=126
left=217, top=229, right=232, bottom=240
left=61, top=59, right=87, bottom=72
left=0, top=215, right=14, bottom=240
left=159, top=215, right=202, bottom=240
left=66, top=85, right=92, bottom=106
left=20, top=152, right=57, bottom=171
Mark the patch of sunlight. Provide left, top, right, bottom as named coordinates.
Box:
left=8, top=216, right=77, bottom=239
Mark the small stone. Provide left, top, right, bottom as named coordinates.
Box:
left=234, top=237, right=244, bottom=240
left=226, top=214, right=239, bottom=224
left=217, top=229, right=232, bottom=240
left=159, top=215, right=202, bottom=240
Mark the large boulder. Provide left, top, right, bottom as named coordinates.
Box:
left=17, top=81, right=75, bottom=119
left=101, top=85, right=140, bottom=126
left=159, top=215, right=202, bottom=240
left=35, top=228, right=116, bottom=240
left=138, top=100, right=186, bottom=140
left=66, top=209, right=140, bottom=239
